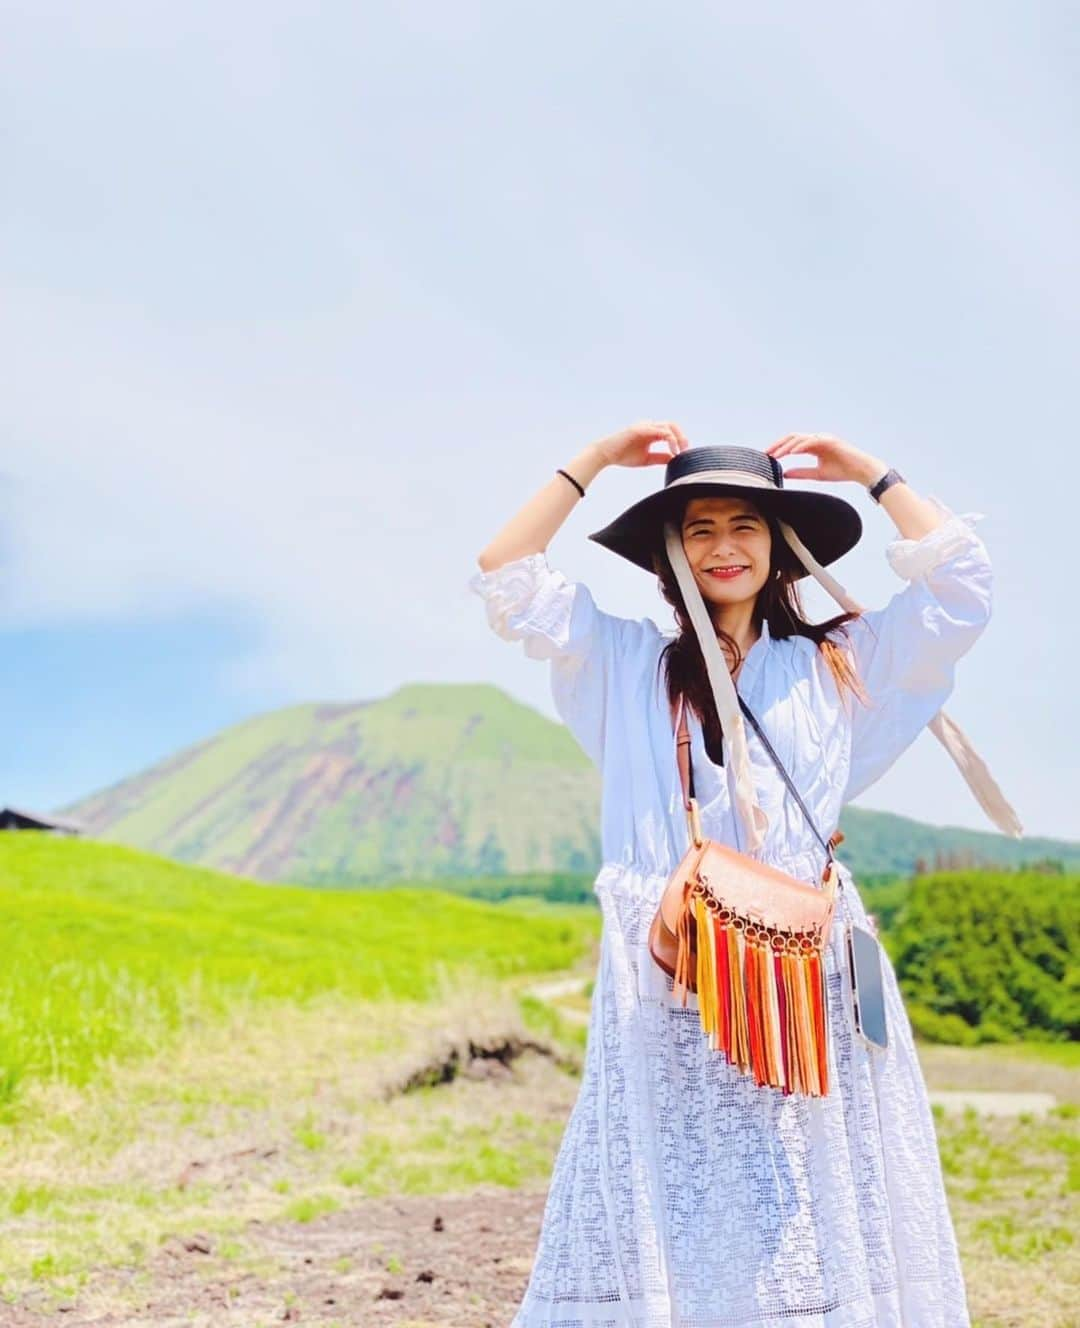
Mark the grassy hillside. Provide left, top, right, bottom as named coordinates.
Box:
left=63, top=682, right=1080, bottom=888
left=0, top=833, right=599, bottom=1114
left=835, top=806, right=1080, bottom=877
left=64, top=683, right=601, bottom=881
left=65, top=679, right=1078, bottom=887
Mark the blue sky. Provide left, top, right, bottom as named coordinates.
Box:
left=2, top=3, right=1075, bottom=840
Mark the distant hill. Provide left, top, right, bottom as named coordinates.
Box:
left=63, top=682, right=1079, bottom=885
left=65, top=684, right=602, bottom=883
left=829, top=806, right=1080, bottom=878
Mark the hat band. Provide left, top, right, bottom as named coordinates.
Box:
left=667, top=468, right=778, bottom=491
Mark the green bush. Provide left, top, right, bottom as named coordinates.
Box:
left=905, top=1003, right=980, bottom=1046
left=886, top=870, right=1079, bottom=1043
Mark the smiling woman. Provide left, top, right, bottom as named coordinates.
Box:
left=470, top=421, right=1019, bottom=1328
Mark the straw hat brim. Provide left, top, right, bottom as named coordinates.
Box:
left=587, top=481, right=862, bottom=578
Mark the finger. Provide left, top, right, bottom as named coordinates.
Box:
left=670, top=422, right=691, bottom=451
left=639, top=420, right=669, bottom=443
left=787, top=436, right=824, bottom=454
left=780, top=466, right=822, bottom=480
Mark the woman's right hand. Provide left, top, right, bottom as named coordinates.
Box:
left=476, top=420, right=689, bottom=573
left=593, top=419, right=691, bottom=468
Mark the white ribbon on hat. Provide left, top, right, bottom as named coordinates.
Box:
left=663, top=518, right=1023, bottom=851
left=665, top=468, right=777, bottom=490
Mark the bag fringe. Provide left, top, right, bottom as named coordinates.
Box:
left=672, top=883, right=830, bottom=1098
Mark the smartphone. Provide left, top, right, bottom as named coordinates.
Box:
left=845, top=922, right=888, bottom=1051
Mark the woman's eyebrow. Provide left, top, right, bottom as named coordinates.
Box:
left=684, top=511, right=761, bottom=529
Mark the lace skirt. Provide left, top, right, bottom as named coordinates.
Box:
left=511, top=862, right=970, bottom=1328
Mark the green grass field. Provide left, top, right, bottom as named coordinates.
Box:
left=0, top=833, right=600, bottom=1114
left=1, top=833, right=1076, bottom=1324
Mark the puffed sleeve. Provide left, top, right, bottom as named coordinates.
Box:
left=840, top=497, right=992, bottom=803
left=468, top=551, right=649, bottom=767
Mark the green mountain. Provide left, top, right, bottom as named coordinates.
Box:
left=64, top=684, right=602, bottom=884
left=63, top=682, right=1078, bottom=885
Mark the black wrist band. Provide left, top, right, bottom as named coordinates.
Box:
left=556, top=468, right=586, bottom=498
left=868, top=466, right=905, bottom=504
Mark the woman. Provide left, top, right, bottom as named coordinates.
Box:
left=469, top=422, right=993, bottom=1327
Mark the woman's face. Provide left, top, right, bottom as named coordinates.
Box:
left=680, top=496, right=773, bottom=609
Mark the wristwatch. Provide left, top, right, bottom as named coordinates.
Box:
left=868, top=466, right=905, bottom=504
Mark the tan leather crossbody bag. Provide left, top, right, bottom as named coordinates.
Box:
left=648, top=691, right=844, bottom=1098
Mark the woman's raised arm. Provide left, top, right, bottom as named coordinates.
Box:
left=763, top=433, right=994, bottom=802
left=470, top=421, right=689, bottom=767
left=476, top=420, right=690, bottom=572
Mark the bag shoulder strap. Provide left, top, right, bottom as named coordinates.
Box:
left=662, top=517, right=1022, bottom=840
left=673, top=692, right=838, bottom=862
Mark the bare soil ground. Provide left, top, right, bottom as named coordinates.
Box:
left=5, top=1188, right=549, bottom=1327
left=2, top=979, right=1076, bottom=1328
left=4, top=1055, right=562, bottom=1327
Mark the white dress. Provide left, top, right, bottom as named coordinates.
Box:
left=468, top=496, right=990, bottom=1328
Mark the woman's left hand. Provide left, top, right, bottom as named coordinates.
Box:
left=765, top=433, right=887, bottom=487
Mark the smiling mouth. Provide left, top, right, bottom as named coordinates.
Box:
left=705, top=566, right=750, bottom=580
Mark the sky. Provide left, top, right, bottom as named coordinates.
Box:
left=1, top=2, right=1076, bottom=841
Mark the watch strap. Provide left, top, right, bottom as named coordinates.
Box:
left=869, top=466, right=905, bottom=503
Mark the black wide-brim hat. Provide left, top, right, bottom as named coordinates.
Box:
left=587, top=443, right=862, bottom=578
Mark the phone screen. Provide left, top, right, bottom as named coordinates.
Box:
left=846, top=924, right=888, bottom=1050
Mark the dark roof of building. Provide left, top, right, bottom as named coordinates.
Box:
left=0, top=806, right=86, bottom=833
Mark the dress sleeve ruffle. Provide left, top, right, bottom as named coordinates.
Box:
left=884, top=495, right=988, bottom=581
left=840, top=497, right=993, bottom=804
left=468, top=551, right=653, bottom=768
left=467, top=552, right=596, bottom=662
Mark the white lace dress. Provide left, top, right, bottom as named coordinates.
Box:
left=468, top=498, right=990, bottom=1328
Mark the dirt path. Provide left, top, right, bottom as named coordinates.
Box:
left=525, top=975, right=590, bottom=1026
left=10, top=1190, right=546, bottom=1327
left=926, top=1089, right=1057, bottom=1116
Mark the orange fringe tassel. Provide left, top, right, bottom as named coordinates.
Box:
left=672, top=887, right=830, bottom=1097
left=781, top=952, right=800, bottom=1094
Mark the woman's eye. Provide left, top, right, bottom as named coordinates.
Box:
left=688, top=524, right=757, bottom=536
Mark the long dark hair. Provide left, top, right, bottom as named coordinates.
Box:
left=652, top=495, right=869, bottom=761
